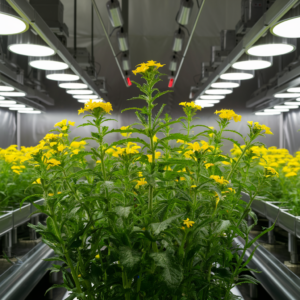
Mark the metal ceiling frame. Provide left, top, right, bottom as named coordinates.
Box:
left=192, top=0, right=299, bottom=101
left=6, top=0, right=109, bottom=102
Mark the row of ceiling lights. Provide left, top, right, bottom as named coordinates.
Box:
left=195, top=4, right=300, bottom=113
left=0, top=0, right=104, bottom=114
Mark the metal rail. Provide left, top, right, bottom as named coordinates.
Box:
left=90, top=0, right=128, bottom=87
left=6, top=0, right=109, bottom=102
left=173, top=0, right=206, bottom=87
left=0, top=242, right=54, bottom=300
left=234, top=236, right=300, bottom=300
left=192, top=0, right=299, bottom=100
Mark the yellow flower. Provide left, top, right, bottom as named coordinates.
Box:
left=221, top=161, right=231, bottom=165
left=285, top=172, right=297, bottom=177
left=50, top=142, right=57, bottom=147
left=215, top=192, right=220, bottom=208
left=54, top=119, right=67, bottom=127
left=205, top=163, right=214, bottom=169
left=95, top=254, right=100, bottom=259
left=210, top=175, right=229, bottom=185
left=181, top=226, right=186, bottom=230
left=78, top=100, right=113, bottom=115
left=147, top=152, right=161, bottom=162
left=179, top=102, right=202, bottom=111
left=57, top=145, right=66, bottom=152
left=135, top=178, right=147, bottom=188
left=33, top=178, right=41, bottom=184
left=132, top=64, right=149, bottom=75
left=48, top=193, right=54, bottom=196
left=69, top=121, right=75, bottom=126
left=153, top=135, right=158, bottom=143
left=228, top=188, right=236, bottom=193
left=47, top=158, right=61, bottom=168
left=78, top=274, right=81, bottom=278
left=215, top=109, right=241, bottom=122
left=250, top=122, right=273, bottom=135
left=177, top=139, right=186, bottom=144
left=191, top=185, right=197, bottom=188
left=61, top=126, right=68, bottom=131
left=96, top=160, right=101, bottom=164
left=13, top=170, right=21, bottom=175
left=264, top=167, right=278, bottom=178
left=187, top=142, right=201, bottom=152
left=120, top=126, right=132, bottom=137
left=183, top=218, right=195, bottom=228
left=70, top=141, right=86, bottom=149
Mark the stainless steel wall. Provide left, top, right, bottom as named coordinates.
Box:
left=0, top=108, right=16, bottom=148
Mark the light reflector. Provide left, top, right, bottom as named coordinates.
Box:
left=0, top=85, right=14, bottom=91
left=0, top=92, right=26, bottom=97
left=211, top=80, right=240, bottom=88
left=220, top=69, right=254, bottom=80
left=287, top=87, right=300, bottom=93
left=78, top=99, right=103, bottom=103
left=284, top=102, right=299, bottom=106
left=0, top=100, right=16, bottom=104
left=200, top=95, right=225, bottom=100
left=256, top=111, right=281, bottom=115
left=9, top=107, right=33, bottom=111
left=29, top=55, right=68, bottom=71
left=18, top=110, right=41, bottom=114
left=232, top=55, right=272, bottom=70
left=205, top=89, right=232, bottom=95
left=274, top=93, right=300, bottom=98
left=67, top=90, right=93, bottom=95
left=58, top=82, right=88, bottom=89
left=72, top=95, right=99, bottom=99
left=195, top=100, right=220, bottom=104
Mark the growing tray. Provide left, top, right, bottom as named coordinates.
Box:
left=0, top=212, right=13, bottom=237
left=12, top=203, right=31, bottom=227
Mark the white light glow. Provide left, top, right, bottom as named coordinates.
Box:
left=67, top=90, right=93, bottom=95
left=0, top=85, right=14, bottom=92
left=201, top=104, right=214, bottom=107
left=247, top=44, right=294, bottom=56
left=232, top=60, right=272, bottom=70
left=0, top=96, right=5, bottom=100
left=287, top=87, right=300, bottom=93
left=0, top=92, right=26, bottom=97
left=264, top=109, right=282, bottom=113
left=72, top=95, right=99, bottom=99
left=18, top=110, right=41, bottom=114
left=9, top=107, right=33, bottom=111
left=59, top=83, right=88, bottom=89
left=284, top=102, right=299, bottom=106
left=274, top=93, right=300, bottom=98
left=205, top=89, right=232, bottom=95
left=195, top=100, right=220, bottom=104
left=46, top=74, right=80, bottom=81
left=0, top=104, right=25, bottom=108
left=211, top=82, right=240, bottom=88
left=200, top=95, right=225, bottom=100
left=272, top=17, right=300, bottom=38
left=0, top=100, right=16, bottom=104
left=9, top=44, right=55, bottom=57
left=220, top=73, right=253, bottom=80
left=78, top=99, right=103, bottom=103
left=273, top=106, right=290, bottom=111
left=0, top=13, right=28, bottom=35
left=256, top=111, right=281, bottom=115
left=29, top=60, right=68, bottom=71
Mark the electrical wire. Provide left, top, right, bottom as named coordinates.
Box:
left=109, top=26, right=120, bottom=37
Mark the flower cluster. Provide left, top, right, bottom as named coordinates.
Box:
left=215, top=109, right=242, bottom=122
left=248, top=121, right=273, bottom=135
left=132, top=60, right=164, bottom=75
left=78, top=100, right=113, bottom=115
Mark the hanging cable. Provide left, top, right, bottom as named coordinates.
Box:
left=74, top=0, right=77, bottom=58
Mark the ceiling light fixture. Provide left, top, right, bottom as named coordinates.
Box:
left=200, top=104, right=214, bottom=108
left=271, top=6, right=300, bottom=38
left=0, top=85, right=14, bottom=91
left=0, top=0, right=29, bottom=35
left=274, top=93, right=300, bottom=98
left=284, top=102, right=299, bottom=106
left=205, top=89, right=232, bottom=95
left=78, top=99, right=103, bottom=103
left=220, top=68, right=254, bottom=80
left=287, top=87, right=300, bottom=93
left=200, top=95, right=225, bottom=100
left=276, top=105, right=298, bottom=109
left=9, top=107, right=33, bottom=111
left=72, top=95, right=99, bottom=99
left=256, top=111, right=281, bottom=115
left=232, top=54, right=272, bottom=70
left=172, top=28, right=185, bottom=52
left=211, top=79, right=240, bottom=88
left=58, top=82, right=88, bottom=89
left=67, top=90, right=93, bottom=95
left=273, top=106, right=290, bottom=111
left=0, top=104, right=25, bottom=108
left=46, top=70, right=80, bottom=81
left=0, top=100, right=16, bottom=104
left=169, top=55, right=178, bottom=72
left=121, top=53, right=131, bottom=71
left=106, top=0, right=123, bottom=28
left=18, top=110, right=41, bottom=114
left=117, top=28, right=129, bottom=52
left=0, top=92, right=26, bottom=97
left=195, top=100, right=220, bottom=104
left=247, top=34, right=295, bottom=57
left=29, top=55, right=68, bottom=71
left=8, top=30, right=55, bottom=57
left=176, top=0, right=194, bottom=26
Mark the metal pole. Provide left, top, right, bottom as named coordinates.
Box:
left=268, top=220, right=276, bottom=244
left=74, top=0, right=77, bottom=58
left=173, top=0, right=206, bottom=87
left=288, top=233, right=298, bottom=264
left=16, top=112, right=20, bottom=150
left=91, top=3, right=94, bottom=65
left=90, top=0, right=128, bottom=87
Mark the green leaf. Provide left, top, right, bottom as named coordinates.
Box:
left=121, top=107, right=143, bottom=113
left=150, top=252, right=183, bottom=292
left=246, top=223, right=275, bottom=248
left=119, top=246, right=141, bottom=271
left=150, top=214, right=184, bottom=235
left=241, top=244, right=260, bottom=269
left=115, top=206, right=132, bottom=218
left=211, top=266, right=232, bottom=282
left=213, top=220, right=231, bottom=235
